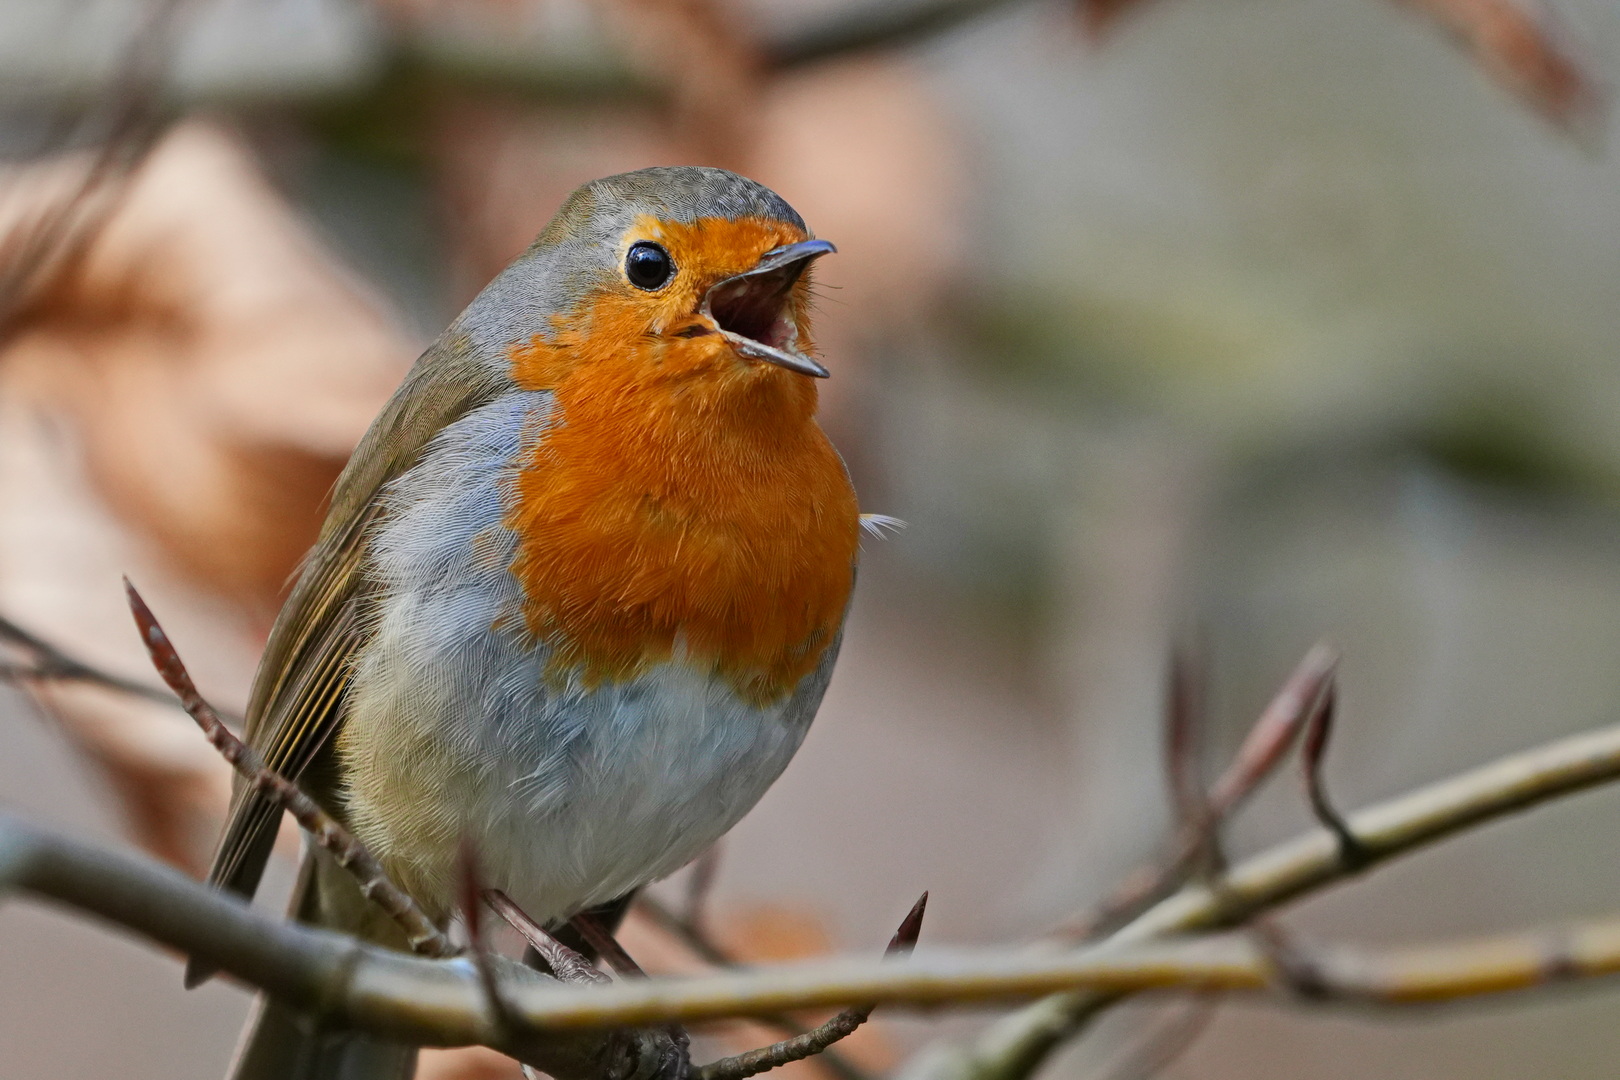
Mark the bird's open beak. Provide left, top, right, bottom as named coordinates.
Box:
left=701, top=239, right=835, bottom=378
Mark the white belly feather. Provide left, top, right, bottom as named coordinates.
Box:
left=338, top=391, right=833, bottom=922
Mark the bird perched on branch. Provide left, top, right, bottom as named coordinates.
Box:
left=197, top=167, right=861, bottom=1080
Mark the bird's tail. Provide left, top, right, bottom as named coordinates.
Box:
left=225, top=846, right=421, bottom=1080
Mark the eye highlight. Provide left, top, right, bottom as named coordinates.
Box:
left=625, top=241, right=674, bottom=290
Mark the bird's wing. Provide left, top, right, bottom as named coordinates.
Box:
left=202, top=340, right=506, bottom=905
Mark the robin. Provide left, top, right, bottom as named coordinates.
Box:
left=198, top=167, right=862, bottom=1080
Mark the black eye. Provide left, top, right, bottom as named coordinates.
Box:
left=625, top=241, right=674, bottom=290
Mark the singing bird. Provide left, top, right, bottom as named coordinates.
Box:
left=202, top=167, right=862, bottom=1080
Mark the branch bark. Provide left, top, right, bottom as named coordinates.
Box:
left=6, top=720, right=1620, bottom=1049
left=899, top=719, right=1620, bottom=1080
left=6, top=812, right=1620, bottom=1028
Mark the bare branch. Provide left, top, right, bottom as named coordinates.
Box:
left=0, top=812, right=686, bottom=1080
left=123, top=578, right=452, bottom=959
left=0, top=613, right=182, bottom=710
left=635, top=890, right=881, bottom=1080
left=1163, top=645, right=1209, bottom=839
left=1391, top=0, right=1605, bottom=134
left=9, top=813, right=1620, bottom=1031
left=765, top=0, right=1021, bottom=69
left=902, top=717, right=1620, bottom=1080
left=663, top=893, right=926, bottom=1080
left=1066, top=647, right=1337, bottom=939
left=12, top=622, right=1620, bottom=1065
left=0, top=0, right=191, bottom=342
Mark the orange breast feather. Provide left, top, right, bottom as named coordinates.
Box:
left=505, top=217, right=859, bottom=706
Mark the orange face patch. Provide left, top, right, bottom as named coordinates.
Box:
left=504, top=215, right=859, bottom=705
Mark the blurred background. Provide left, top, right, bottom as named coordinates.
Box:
left=3, top=0, right=1620, bottom=1078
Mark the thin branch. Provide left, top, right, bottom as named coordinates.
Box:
left=1249, top=919, right=1334, bottom=1001
left=10, top=643, right=1620, bottom=1057
left=0, top=0, right=190, bottom=342
left=0, top=811, right=686, bottom=1080
left=636, top=890, right=881, bottom=1080
left=697, top=893, right=929, bottom=1080
left=0, top=613, right=183, bottom=709
left=1391, top=0, right=1605, bottom=134
left=1065, top=647, right=1337, bottom=940
left=765, top=0, right=1023, bottom=69
left=901, top=717, right=1620, bottom=1080
left=123, top=578, right=452, bottom=959
left=1208, top=645, right=1337, bottom=816
left=1163, top=645, right=1210, bottom=841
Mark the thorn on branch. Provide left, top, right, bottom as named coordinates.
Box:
left=695, top=892, right=929, bottom=1080
left=1299, top=680, right=1370, bottom=870
left=123, top=578, right=452, bottom=959
left=887, top=891, right=929, bottom=957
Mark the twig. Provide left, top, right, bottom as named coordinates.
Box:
left=123, top=578, right=452, bottom=959
left=0, top=613, right=184, bottom=710
left=693, top=892, right=927, bottom=1080
left=486, top=889, right=611, bottom=987
left=1392, top=0, right=1605, bottom=134
left=636, top=891, right=880, bottom=1080
left=901, top=717, right=1620, bottom=1080
left=1065, top=647, right=1336, bottom=940
left=1163, top=645, right=1210, bottom=848
left=1249, top=919, right=1333, bottom=1001
left=765, top=0, right=1021, bottom=69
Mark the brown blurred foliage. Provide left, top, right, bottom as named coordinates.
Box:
left=0, top=120, right=413, bottom=871
left=0, top=120, right=411, bottom=615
